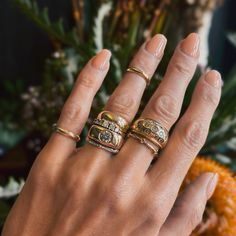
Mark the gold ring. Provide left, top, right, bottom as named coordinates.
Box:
left=128, top=118, right=168, bottom=154
left=86, top=111, right=129, bottom=153
left=86, top=124, right=124, bottom=153
left=126, top=67, right=150, bottom=86
left=93, top=118, right=125, bottom=136
left=52, top=124, right=80, bottom=142
left=127, top=132, right=159, bottom=156
left=97, top=111, right=129, bottom=133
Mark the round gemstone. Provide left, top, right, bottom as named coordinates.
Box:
left=151, top=126, right=158, bottom=133
left=109, top=123, right=116, bottom=131
left=102, top=120, right=109, bottom=127
left=99, top=130, right=112, bottom=143
left=158, top=130, right=165, bottom=138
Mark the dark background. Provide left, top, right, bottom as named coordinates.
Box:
left=0, top=0, right=236, bottom=87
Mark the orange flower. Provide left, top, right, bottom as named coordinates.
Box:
left=183, top=156, right=236, bottom=236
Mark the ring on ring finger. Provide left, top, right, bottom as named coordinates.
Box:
left=128, top=117, right=169, bottom=158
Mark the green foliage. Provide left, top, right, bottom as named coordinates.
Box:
left=13, top=0, right=88, bottom=56
left=228, top=32, right=236, bottom=48
left=6, top=0, right=236, bottom=162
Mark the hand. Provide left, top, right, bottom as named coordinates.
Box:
left=2, top=33, right=221, bottom=236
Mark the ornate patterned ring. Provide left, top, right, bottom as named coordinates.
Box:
left=130, top=118, right=168, bottom=149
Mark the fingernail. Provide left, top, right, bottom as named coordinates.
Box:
left=92, top=49, right=111, bottom=70
left=206, top=173, right=219, bottom=199
left=204, top=70, right=221, bottom=88
left=145, top=34, right=167, bottom=57
left=180, top=33, right=200, bottom=57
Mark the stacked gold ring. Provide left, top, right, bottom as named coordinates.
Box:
left=128, top=118, right=169, bottom=156
left=86, top=111, right=128, bottom=153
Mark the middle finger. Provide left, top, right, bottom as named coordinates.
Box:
left=81, top=34, right=167, bottom=158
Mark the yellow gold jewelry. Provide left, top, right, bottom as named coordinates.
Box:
left=97, top=111, right=129, bottom=133
left=93, top=118, right=125, bottom=136
left=86, top=111, right=129, bottom=153
left=127, top=132, right=159, bottom=156
left=130, top=118, right=168, bottom=149
left=126, top=67, right=150, bottom=86
left=86, top=124, right=124, bottom=153
left=52, top=123, right=80, bottom=142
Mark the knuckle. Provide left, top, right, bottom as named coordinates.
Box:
left=78, top=72, right=96, bottom=90
left=175, top=201, right=204, bottom=232
left=107, top=93, right=136, bottom=121
left=180, top=120, right=206, bottom=152
left=201, top=86, right=220, bottom=107
left=150, top=94, right=179, bottom=123
left=61, top=100, right=84, bottom=124
left=170, top=60, right=192, bottom=78
left=188, top=204, right=204, bottom=229
left=133, top=55, right=154, bottom=74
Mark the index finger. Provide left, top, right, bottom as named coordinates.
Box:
left=40, top=50, right=111, bottom=162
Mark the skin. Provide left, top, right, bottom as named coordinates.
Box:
left=2, top=33, right=222, bottom=236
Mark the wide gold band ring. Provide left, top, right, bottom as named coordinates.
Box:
left=52, top=123, right=80, bottom=142
left=86, top=111, right=128, bottom=153
left=128, top=118, right=168, bottom=156
left=87, top=125, right=124, bottom=153
left=97, top=110, right=129, bottom=133
left=126, top=67, right=150, bottom=87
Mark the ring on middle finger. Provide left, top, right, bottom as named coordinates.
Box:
left=126, top=67, right=150, bottom=87
left=86, top=111, right=129, bottom=153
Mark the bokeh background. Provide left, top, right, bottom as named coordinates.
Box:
left=0, top=0, right=236, bottom=234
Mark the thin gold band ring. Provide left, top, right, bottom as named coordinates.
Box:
left=126, top=67, right=150, bottom=86
left=52, top=124, right=80, bottom=142
left=127, top=132, right=159, bottom=156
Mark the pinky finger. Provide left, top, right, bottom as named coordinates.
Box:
left=159, top=172, right=218, bottom=236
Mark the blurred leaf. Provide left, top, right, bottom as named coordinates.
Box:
left=227, top=32, right=236, bottom=48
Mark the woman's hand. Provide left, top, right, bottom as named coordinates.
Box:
left=2, top=33, right=221, bottom=236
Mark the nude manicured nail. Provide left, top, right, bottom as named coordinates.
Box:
left=206, top=173, right=219, bottom=199
left=92, top=49, right=111, bottom=70
left=205, top=70, right=221, bottom=88
left=180, top=33, right=200, bottom=57
left=145, top=34, right=167, bottom=57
